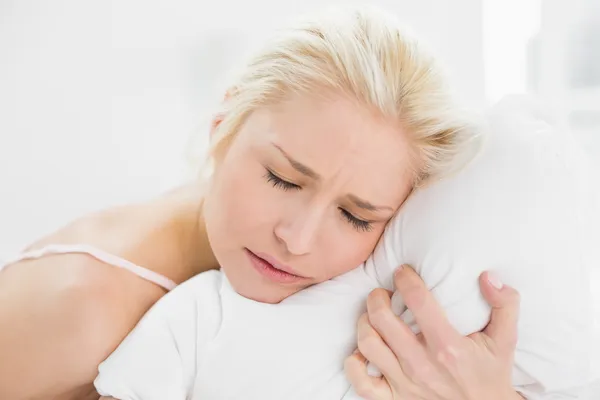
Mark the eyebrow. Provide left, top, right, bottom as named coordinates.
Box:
left=271, top=143, right=394, bottom=213
left=347, top=194, right=394, bottom=212
left=272, top=143, right=320, bottom=180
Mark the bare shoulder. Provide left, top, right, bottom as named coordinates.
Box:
left=0, top=201, right=179, bottom=399
left=10, top=200, right=174, bottom=321
left=0, top=254, right=166, bottom=399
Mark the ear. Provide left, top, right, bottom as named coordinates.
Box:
left=210, top=113, right=225, bottom=139
left=210, top=88, right=237, bottom=138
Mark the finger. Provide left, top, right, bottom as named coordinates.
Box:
left=356, top=312, right=405, bottom=380
left=479, top=271, right=520, bottom=353
left=394, top=265, right=462, bottom=352
left=366, top=288, right=427, bottom=367
left=344, top=349, right=393, bottom=400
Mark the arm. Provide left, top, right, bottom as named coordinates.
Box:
left=0, top=255, right=165, bottom=400
left=0, top=198, right=217, bottom=399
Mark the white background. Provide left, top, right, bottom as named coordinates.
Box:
left=0, top=0, right=488, bottom=251
left=2, top=0, right=597, bottom=251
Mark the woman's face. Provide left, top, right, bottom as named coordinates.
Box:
left=203, top=94, right=414, bottom=303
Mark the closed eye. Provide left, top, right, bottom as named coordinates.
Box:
left=265, top=168, right=374, bottom=232
left=264, top=169, right=301, bottom=191
left=339, top=208, right=373, bottom=232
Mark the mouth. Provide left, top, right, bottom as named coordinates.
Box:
left=244, top=248, right=307, bottom=284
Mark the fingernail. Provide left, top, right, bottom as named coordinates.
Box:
left=394, top=264, right=405, bottom=278
left=487, top=271, right=503, bottom=290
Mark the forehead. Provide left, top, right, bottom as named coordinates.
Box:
left=240, top=95, right=414, bottom=202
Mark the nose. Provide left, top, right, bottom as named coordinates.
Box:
left=274, top=204, right=324, bottom=256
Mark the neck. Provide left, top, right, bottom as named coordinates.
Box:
left=160, top=182, right=219, bottom=280
left=185, top=198, right=219, bottom=276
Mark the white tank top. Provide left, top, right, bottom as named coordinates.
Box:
left=0, top=244, right=177, bottom=291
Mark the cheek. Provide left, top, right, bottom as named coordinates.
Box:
left=207, top=155, right=277, bottom=244
left=314, top=227, right=384, bottom=281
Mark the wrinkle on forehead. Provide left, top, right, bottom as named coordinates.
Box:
left=253, top=96, right=413, bottom=205
left=232, top=91, right=414, bottom=201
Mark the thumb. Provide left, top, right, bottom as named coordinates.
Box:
left=479, top=271, right=521, bottom=353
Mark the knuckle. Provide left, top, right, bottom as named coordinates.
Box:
left=357, top=332, right=380, bottom=355
left=343, top=354, right=359, bottom=375
left=395, top=264, right=415, bottom=280
left=357, top=319, right=373, bottom=340
left=368, top=288, right=388, bottom=302
left=402, top=284, right=427, bottom=311
left=353, top=381, right=377, bottom=399
left=344, top=356, right=377, bottom=400
left=357, top=312, right=370, bottom=328
left=369, top=305, right=394, bottom=329
left=403, top=362, right=436, bottom=386
left=435, top=344, right=461, bottom=368
left=367, top=289, right=389, bottom=312
left=357, top=314, right=373, bottom=339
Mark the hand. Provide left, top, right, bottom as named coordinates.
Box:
left=345, top=266, right=523, bottom=400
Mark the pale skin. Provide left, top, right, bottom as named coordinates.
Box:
left=1, top=92, right=522, bottom=399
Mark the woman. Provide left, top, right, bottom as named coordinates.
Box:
left=0, top=5, right=521, bottom=399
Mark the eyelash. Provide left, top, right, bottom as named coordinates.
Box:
left=264, top=169, right=301, bottom=191
left=264, top=169, right=373, bottom=232
left=340, top=209, right=373, bottom=232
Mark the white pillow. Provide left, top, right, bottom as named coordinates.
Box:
left=363, top=95, right=598, bottom=398
left=95, top=96, right=597, bottom=400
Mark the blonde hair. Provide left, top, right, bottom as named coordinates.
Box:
left=202, top=5, right=481, bottom=187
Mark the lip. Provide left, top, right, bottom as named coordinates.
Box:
left=244, top=249, right=307, bottom=284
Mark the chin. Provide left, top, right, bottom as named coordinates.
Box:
left=232, top=280, right=290, bottom=304
left=221, top=266, right=297, bottom=304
